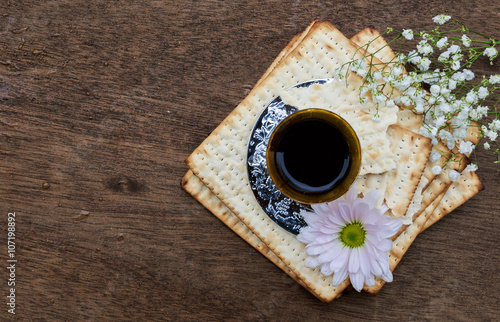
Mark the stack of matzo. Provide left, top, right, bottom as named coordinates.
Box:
left=182, top=21, right=483, bottom=302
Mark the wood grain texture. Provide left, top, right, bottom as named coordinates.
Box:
left=0, top=0, right=499, bottom=320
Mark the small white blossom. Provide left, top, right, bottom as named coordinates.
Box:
left=438, top=51, right=450, bottom=62
left=396, top=53, right=406, bottom=64
left=448, top=45, right=461, bottom=54
left=489, top=119, right=500, bottom=132
left=469, top=106, right=488, bottom=121
left=430, top=84, right=441, bottom=96
left=450, top=60, right=461, bottom=71
left=372, top=114, right=381, bottom=121
left=400, top=95, right=412, bottom=106
left=417, top=40, right=434, bottom=56
left=402, top=29, right=414, bottom=40
left=461, top=34, right=472, bottom=47
left=367, top=82, right=378, bottom=91
left=465, top=163, right=478, bottom=172
left=486, top=129, right=498, bottom=141
left=448, top=170, right=460, bottom=182
left=418, top=57, right=432, bottom=71
left=439, top=129, right=453, bottom=142
left=373, top=93, right=387, bottom=104
left=356, top=69, right=367, bottom=77
left=478, top=86, right=489, bottom=99
left=453, top=127, right=468, bottom=141
left=489, top=74, right=500, bottom=84
left=432, top=165, right=442, bottom=175
left=420, top=125, right=438, bottom=138
left=415, top=102, right=425, bottom=113
left=373, top=71, right=382, bottom=80
left=386, top=99, right=395, bottom=107
left=433, top=14, right=451, bottom=25
left=421, top=33, right=432, bottom=40
left=440, top=87, right=451, bottom=98
left=477, top=105, right=489, bottom=119
left=438, top=102, right=452, bottom=114
left=429, top=150, right=441, bottom=162
left=469, top=109, right=479, bottom=121
left=465, top=90, right=478, bottom=104
left=390, top=66, right=403, bottom=77
left=459, top=140, right=474, bottom=154
left=483, top=47, right=498, bottom=58
left=463, top=69, right=475, bottom=80
left=407, top=50, right=422, bottom=64
left=436, top=37, right=449, bottom=49
left=434, top=116, right=447, bottom=127
left=448, top=79, right=457, bottom=90
left=484, top=142, right=491, bottom=150
left=447, top=139, right=456, bottom=150
left=452, top=72, right=466, bottom=82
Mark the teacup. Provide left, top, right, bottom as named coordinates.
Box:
left=266, top=108, right=361, bottom=204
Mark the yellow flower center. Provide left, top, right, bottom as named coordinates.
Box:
left=340, top=221, right=366, bottom=248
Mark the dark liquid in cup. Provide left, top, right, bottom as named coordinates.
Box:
left=274, top=119, right=351, bottom=195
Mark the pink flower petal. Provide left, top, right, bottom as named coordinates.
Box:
left=350, top=271, right=365, bottom=292
left=344, top=184, right=358, bottom=203
left=317, top=240, right=343, bottom=263
left=358, top=247, right=371, bottom=277
left=353, top=202, right=369, bottom=221
left=320, top=263, right=334, bottom=276
left=306, top=242, right=335, bottom=256
left=380, top=270, right=393, bottom=283
left=301, top=210, right=323, bottom=227
left=311, top=203, right=331, bottom=216
left=319, top=224, right=341, bottom=235
left=329, top=246, right=349, bottom=270
left=348, top=248, right=360, bottom=272
left=338, top=204, right=352, bottom=222
left=378, top=238, right=393, bottom=252
left=297, top=227, right=321, bottom=243
left=307, top=232, right=336, bottom=245
left=305, top=255, right=320, bottom=268
left=380, top=204, right=389, bottom=214
left=331, top=266, right=348, bottom=286
left=325, top=213, right=346, bottom=226
left=362, top=189, right=381, bottom=208
left=365, top=272, right=375, bottom=287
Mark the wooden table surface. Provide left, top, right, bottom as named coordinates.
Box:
left=1, top=0, right=499, bottom=320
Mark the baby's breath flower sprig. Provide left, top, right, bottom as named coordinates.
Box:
left=337, top=14, right=500, bottom=171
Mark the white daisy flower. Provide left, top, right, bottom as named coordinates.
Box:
left=297, top=186, right=402, bottom=292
